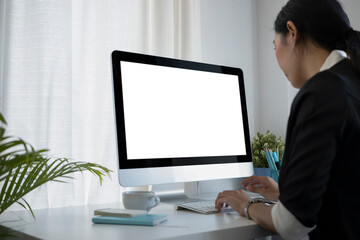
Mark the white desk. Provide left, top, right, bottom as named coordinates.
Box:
left=0, top=202, right=277, bottom=240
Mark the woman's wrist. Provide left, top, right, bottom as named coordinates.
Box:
left=244, top=198, right=276, bottom=220
left=246, top=201, right=277, bottom=233
left=246, top=201, right=260, bottom=220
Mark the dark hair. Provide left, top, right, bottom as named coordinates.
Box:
left=274, top=0, right=360, bottom=73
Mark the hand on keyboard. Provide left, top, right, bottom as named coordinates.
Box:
left=177, top=200, right=233, bottom=214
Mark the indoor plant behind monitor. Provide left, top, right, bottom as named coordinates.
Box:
left=251, top=130, right=285, bottom=176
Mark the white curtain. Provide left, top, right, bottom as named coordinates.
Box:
left=0, top=0, right=201, bottom=210
left=129, top=0, right=201, bottom=60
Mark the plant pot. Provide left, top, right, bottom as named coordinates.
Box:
left=254, top=167, right=279, bottom=183
left=271, top=169, right=280, bottom=183
left=254, top=167, right=271, bottom=177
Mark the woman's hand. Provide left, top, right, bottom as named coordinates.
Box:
left=241, top=175, right=279, bottom=201
left=215, top=190, right=250, bottom=215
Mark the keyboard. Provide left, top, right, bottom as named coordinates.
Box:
left=177, top=200, right=230, bottom=214
left=174, top=191, right=261, bottom=214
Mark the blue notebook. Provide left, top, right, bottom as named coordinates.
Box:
left=92, top=214, right=167, bottom=226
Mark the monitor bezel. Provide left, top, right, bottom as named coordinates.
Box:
left=111, top=50, right=252, bottom=170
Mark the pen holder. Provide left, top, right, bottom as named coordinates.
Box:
left=271, top=169, right=280, bottom=183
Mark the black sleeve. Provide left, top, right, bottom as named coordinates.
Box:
left=279, top=72, right=348, bottom=227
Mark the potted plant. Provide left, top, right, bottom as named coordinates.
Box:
left=251, top=130, right=285, bottom=176
left=0, top=112, right=112, bottom=237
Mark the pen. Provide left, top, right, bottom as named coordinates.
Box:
left=271, top=151, right=280, bottom=169
left=264, top=149, right=277, bottom=171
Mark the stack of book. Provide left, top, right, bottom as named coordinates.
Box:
left=92, top=208, right=167, bottom=226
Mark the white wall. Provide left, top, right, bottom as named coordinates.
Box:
left=198, top=0, right=360, bottom=193
left=340, top=0, right=360, bottom=30
left=200, top=0, right=259, bottom=138
left=257, top=0, right=292, bottom=139
left=257, top=0, right=360, bottom=138
left=201, top=0, right=360, bottom=140
left=199, top=0, right=289, bottom=139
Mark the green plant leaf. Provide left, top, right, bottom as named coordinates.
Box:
left=15, top=198, right=35, bottom=219
left=0, top=127, right=5, bottom=140
left=0, top=113, right=7, bottom=125
left=20, top=198, right=35, bottom=219
left=0, top=172, right=10, bottom=206
left=0, top=139, right=27, bottom=155
left=3, top=164, right=21, bottom=207
left=11, top=161, right=31, bottom=203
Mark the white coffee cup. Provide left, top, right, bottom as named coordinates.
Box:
left=122, top=191, right=160, bottom=212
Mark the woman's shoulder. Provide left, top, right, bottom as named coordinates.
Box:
left=299, top=70, right=344, bottom=101
left=292, top=59, right=360, bottom=118
left=302, top=59, right=359, bottom=96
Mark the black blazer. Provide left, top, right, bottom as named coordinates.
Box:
left=278, top=59, right=360, bottom=239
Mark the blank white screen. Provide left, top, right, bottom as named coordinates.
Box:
left=121, top=61, right=247, bottom=159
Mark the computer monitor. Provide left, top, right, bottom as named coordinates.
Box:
left=111, top=50, right=253, bottom=194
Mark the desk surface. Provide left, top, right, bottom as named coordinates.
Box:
left=0, top=202, right=275, bottom=240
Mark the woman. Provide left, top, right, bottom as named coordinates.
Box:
left=215, top=0, right=360, bottom=239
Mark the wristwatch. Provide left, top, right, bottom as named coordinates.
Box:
left=244, top=197, right=276, bottom=220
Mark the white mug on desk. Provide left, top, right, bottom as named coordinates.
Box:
left=122, top=191, right=160, bottom=212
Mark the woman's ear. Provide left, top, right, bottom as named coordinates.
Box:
left=286, top=20, right=299, bottom=44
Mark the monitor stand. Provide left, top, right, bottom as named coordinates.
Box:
left=151, top=182, right=207, bottom=205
